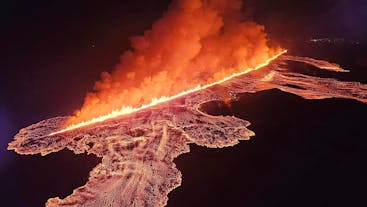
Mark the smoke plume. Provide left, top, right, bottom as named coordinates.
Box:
left=70, top=0, right=280, bottom=124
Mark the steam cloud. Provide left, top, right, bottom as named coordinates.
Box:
left=71, top=0, right=280, bottom=124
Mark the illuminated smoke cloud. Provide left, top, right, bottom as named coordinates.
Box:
left=71, top=0, right=280, bottom=124
left=8, top=0, right=367, bottom=206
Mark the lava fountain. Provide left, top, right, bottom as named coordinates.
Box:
left=7, top=0, right=367, bottom=207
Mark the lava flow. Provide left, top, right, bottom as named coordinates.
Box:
left=51, top=50, right=287, bottom=136
left=7, top=0, right=367, bottom=207
left=8, top=55, right=367, bottom=207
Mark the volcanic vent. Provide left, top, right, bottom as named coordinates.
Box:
left=7, top=0, right=367, bottom=207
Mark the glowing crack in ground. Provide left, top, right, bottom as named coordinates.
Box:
left=8, top=55, right=367, bottom=207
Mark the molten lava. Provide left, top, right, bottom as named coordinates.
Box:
left=7, top=0, right=367, bottom=207
left=51, top=50, right=287, bottom=135
left=8, top=56, right=367, bottom=207
left=69, top=0, right=282, bottom=126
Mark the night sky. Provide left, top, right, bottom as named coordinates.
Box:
left=1, top=0, right=367, bottom=206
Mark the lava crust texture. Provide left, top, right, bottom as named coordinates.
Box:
left=8, top=57, right=367, bottom=207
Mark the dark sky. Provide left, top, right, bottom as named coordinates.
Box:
left=248, top=0, right=367, bottom=40
left=1, top=0, right=367, bottom=206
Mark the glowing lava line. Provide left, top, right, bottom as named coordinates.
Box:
left=50, top=50, right=287, bottom=135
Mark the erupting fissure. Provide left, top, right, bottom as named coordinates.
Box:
left=68, top=0, right=283, bottom=128
left=7, top=0, right=367, bottom=207
left=51, top=50, right=287, bottom=135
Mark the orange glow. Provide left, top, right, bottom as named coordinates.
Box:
left=68, top=0, right=283, bottom=127
left=51, top=0, right=287, bottom=135
left=50, top=50, right=286, bottom=135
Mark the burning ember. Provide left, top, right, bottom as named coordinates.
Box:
left=7, top=0, right=367, bottom=207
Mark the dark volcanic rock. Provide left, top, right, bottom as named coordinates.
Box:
left=8, top=56, right=367, bottom=207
